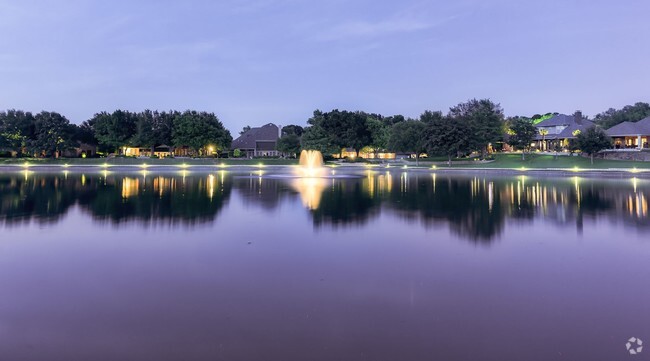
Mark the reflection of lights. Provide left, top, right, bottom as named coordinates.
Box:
left=292, top=177, right=326, bottom=210
left=81, top=174, right=86, bottom=186
left=63, top=170, right=69, bottom=178
left=632, top=177, right=638, bottom=193
left=121, top=177, right=139, bottom=198
left=208, top=174, right=215, bottom=199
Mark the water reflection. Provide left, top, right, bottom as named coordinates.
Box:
left=1, top=171, right=648, bottom=241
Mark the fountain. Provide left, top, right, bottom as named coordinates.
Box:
left=297, top=150, right=325, bottom=178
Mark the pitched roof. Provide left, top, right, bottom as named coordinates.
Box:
left=231, top=123, right=279, bottom=149
left=606, top=116, right=650, bottom=136
left=534, top=114, right=595, bottom=139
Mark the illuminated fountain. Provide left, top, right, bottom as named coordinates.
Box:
left=297, top=150, right=325, bottom=178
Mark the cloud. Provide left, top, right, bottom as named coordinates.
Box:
left=315, top=13, right=456, bottom=42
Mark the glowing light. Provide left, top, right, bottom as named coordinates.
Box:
left=23, top=162, right=29, bottom=168
left=631, top=167, right=639, bottom=174
left=431, top=165, right=437, bottom=169
left=141, top=163, right=149, bottom=169
left=572, top=166, right=580, bottom=172
left=520, top=167, right=527, bottom=172
left=257, top=163, right=265, bottom=168
left=179, top=163, right=189, bottom=169
left=403, top=165, right=408, bottom=169
left=63, top=164, right=70, bottom=168
left=297, top=150, right=325, bottom=178
left=102, top=163, right=110, bottom=168
left=218, top=163, right=228, bottom=168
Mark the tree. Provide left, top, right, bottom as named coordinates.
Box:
left=301, top=124, right=338, bottom=155
left=32, top=111, right=75, bottom=157
left=240, top=125, right=251, bottom=135
left=594, top=102, right=650, bottom=129
left=91, top=110, right=138, bottom=153
left=425, top=116, right=471, bottom=166
left=366, top=116, right=389, bottom=158
left=576, top=127, right=611, bottom=164
left=131, top=109, right=157, bottom=154
left=0, top=109, right=36, bottom=155
left=506, top=117, right=537, bottom=160
left=419, top=110, right=444, bottom=124
left=172, top=110, right=232, bottom=156
left=317, top=110, right=372, bottom=157
left=448, top=99, right=505, bottom=157
left=387, top=120, right=426, bottom=165
left=276, top=134, right=301, bottom=157
left=281, top=125, right=304, bottom=137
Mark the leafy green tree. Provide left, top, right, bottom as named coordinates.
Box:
left=506, top=117, right=537, bottom=160
left=317, top=109, right=373, bottom=157
left=419, top=110, right=444, bottom=124
left=449, top=99, right=505, bottom=157
left=131, top=109, right=157, bottom=153
left=576, top=126, right=611, bottom=164
left=91, top=110, right=138, bottom=153
left=301, top=124, right=338, bottom=155
left=276, top=134, right=301, bottom=157
left=594, top=102, right=650, bottom=129
left=240, top=125, right=251, bottom=135
left=32, top=111, right=75, bottom=157
left=425, top=116, right=471, bottom=166
left=387, top=120, right=427, bottom=165
left=172, top=110, right=232, bottom=156
left=281, top=125, right=304, bottom=137
left=0, top=109, right=36, bottom=155
left=366, top=116, right=390, bottom=157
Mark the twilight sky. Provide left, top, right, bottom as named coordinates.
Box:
left=1, top=0, right=649, bottom=132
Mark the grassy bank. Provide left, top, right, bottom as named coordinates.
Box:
left=455, top=154, right=650, bottom=169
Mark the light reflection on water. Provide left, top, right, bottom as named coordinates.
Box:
left=0, top=170, right=648, bottom=241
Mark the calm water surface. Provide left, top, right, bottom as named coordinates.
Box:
left=0, top=168, right=649, bottom=361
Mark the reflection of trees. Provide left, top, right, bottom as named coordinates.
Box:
left=0, top=172, right=79, bottom=226
left=78, top=173, right=232, bottom=225
left=0, top=172, right=232, bottom=226
left=311, top=180, right=380, bottom=228
left=384, top=174, right=505, bottom=243
left=1, top=172, right=649, bottom=241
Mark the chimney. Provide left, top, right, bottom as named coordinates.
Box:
left=574, top=110, right=583, bottom=125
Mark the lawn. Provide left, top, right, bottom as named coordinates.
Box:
left=457, top=153, right=650, bottom=169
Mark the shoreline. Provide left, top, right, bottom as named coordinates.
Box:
left=1, top=163, right=649, bottom=178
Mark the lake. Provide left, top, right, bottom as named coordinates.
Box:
left=1, top=168, right=649, bottom=361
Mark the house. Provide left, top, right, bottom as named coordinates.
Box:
left=534, top=112, right=595, bottom=151
left=231, top=123, right=280, bottom=157
left=606, top=116, right=650, bottom=149
left=333, top=148, right=397, bottom=160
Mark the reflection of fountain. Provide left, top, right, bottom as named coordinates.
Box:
left=292, top=177, right=327, bottom=210
left=293, top=150, right=327, bottom=209
left=297, top=150, right=325, bottom=178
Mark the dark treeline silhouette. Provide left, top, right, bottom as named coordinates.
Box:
left=0, top=109, right=232, bottom=158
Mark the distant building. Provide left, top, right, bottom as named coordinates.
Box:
left=606, top=116, right=650, bottom=149
left=534, top=112, right=595, bottom=151
left=231, top=123, right=280, bottom=157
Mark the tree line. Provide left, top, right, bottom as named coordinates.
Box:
left=279, top=99, right=506, bottom=164
left=0, top=109, right=232, bottom=157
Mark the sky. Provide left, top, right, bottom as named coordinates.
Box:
left=1, top=0, right=649, bottom=133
